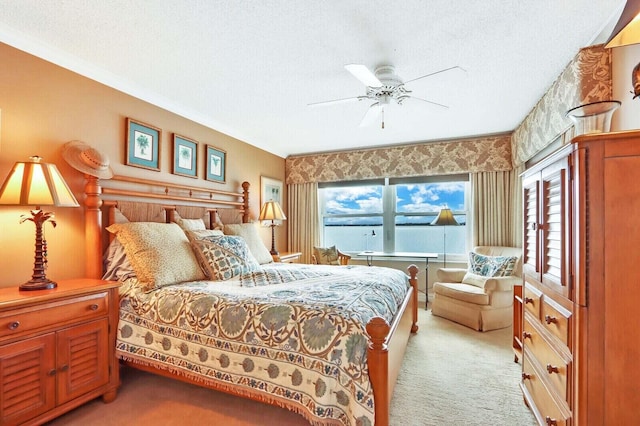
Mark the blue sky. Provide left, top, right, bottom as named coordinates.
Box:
left=323, top=183, right=465, bottom=216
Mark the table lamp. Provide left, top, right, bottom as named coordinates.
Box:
left=259, top=200, right=286, bottom=255
left=0, top=156, right=79, bottom=290
left=431, top=207, right=459, bottom=267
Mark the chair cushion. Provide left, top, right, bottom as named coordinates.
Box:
left=469, top=252, right=518, bottom=277
left=433, top=282, right=490, bottom=305
left=313, top=246, right=340, bottom=265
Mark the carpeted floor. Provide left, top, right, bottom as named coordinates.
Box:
left=48, top=302, right=536, bottom=425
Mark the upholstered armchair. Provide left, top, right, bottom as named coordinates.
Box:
left=311, top=246, right=351, bottom=265
left=431, top=246, right=522, bottom=332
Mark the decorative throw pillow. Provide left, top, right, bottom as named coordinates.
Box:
left=190, top=235, right=260, bottom=280
left=461, top=272, right=489, bottom=288
left=313, top=246, right=339, bottom=265
left=106, top=222, right=206, bottom=290
left=223, top=223, right=273, bottom=264
left=469, top=252, right=518, bottom=277
left=175, top=217, right=207, bottom=231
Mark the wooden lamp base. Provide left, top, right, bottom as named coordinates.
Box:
left=18, top=208, right=58, bottom=291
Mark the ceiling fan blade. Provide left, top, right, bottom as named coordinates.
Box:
left=359, top=103, right=382, bottom=127
left=345, top=64, right=382, bottom=87
left=307, top=96, right=363, bottom=107
left=404, top=65, right=467, bottom=85
left=407, top=96, right=450, bottom=109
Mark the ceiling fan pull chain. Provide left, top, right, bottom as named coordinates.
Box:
left=381, top=108, right=385, bottom=129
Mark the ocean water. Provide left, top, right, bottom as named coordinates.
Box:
left=323, top=225, right=466, bottom=255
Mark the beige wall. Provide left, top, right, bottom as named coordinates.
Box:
left=0, top=43, right=285, bottom=288
left=612, top=43, right=640, bottom=131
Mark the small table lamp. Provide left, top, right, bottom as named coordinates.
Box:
left=259, top=200, right=286, bottom=255
left=0, top=156, right=79, bottom=290
left=431, top=207, right=459, bottom=267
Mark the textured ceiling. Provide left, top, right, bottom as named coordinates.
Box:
left=0, top=1, right=625, bottom=158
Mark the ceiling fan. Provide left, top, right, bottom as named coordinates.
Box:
left=309, top=64, right=465, bottom=129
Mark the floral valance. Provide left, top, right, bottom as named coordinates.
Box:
left=511, top=45, right=612, bottom=166
left=286, top=134, right=512, bottom=184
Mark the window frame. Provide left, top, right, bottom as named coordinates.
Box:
left=319, top=175, right=470, bottom=261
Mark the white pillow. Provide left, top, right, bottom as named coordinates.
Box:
left=175, top=217, right=207, bottom=231
left=461, top=272, right=489, bottom=288
left=223, top=223, right=273, bottom=264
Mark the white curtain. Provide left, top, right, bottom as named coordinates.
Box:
left=471, top=170, right=521, bottom=248
left=287, top=182, right=319, bottom=264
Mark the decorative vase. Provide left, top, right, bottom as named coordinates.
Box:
left=566, top=100, right=621, bottom=136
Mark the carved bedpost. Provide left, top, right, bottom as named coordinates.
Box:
left=242, top=181, right=250, bottom=223
left=84, top=175, right=103, bottom=279
left=407, top=264, right=419, bottom=333
left=367, top=317, right=390, bottom=426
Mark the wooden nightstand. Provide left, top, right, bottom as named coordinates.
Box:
left=272, top=252, right=302, bottom=263
left=0, top=279, right=120, bottom=425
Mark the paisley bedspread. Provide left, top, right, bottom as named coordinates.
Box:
left=116, top=263, right=409, bottom=426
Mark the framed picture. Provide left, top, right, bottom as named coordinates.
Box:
left=261, top=176, right=283, bottom=205
left=205, top=145, right=226, bottom=183
left=172, top=134, right=198, bottom=178
left=126, top=118, right=161, bottom=171
left=261, top=176, right=283, bottom=225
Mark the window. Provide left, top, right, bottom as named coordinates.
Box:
left=319, top=176, right=469, bottom=259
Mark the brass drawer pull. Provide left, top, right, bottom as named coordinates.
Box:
left=524, top=297, right=534, bottom=304
left=89, top=303, right=99, bottom=311
left=546, top=364, right=559, bottom=374
left=8, top=321, right=20, bottom=330
left=545, top=416, right=558, bottom=425
left=522, top=331, right=532, bottom=340
left=48, top=369, right=57, bottom=376
left=544, top=315, right=557, bottom=324
left=59, top=364, right=69, bottom=372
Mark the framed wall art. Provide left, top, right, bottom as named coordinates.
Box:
left=261, top=176, right=283, bottom=206
left=126, top=118, right=161, bottom=171
left=172, top=134, right=198, bottom=178
left=205, top=145, right=226, bottom=183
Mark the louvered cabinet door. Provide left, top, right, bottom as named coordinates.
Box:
left=56, top=319, right=109, bottom=404
left=0, top=333, right=56, bottom=425
left=540, top=156, right=571, bottom=299
left=522, top=173, right=541, bottom=281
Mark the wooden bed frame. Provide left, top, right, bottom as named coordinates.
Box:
left=84, top=175, right=419, bottom=426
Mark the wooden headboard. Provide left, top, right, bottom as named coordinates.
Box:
left=84, top=175, right=250, bottom=279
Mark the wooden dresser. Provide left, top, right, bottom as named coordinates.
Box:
left=519, top=130, right=640, bottom=425
left=0, top=279, right=120, bottom=425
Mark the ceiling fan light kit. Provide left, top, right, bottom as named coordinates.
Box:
left=310, top=63, right=463, bottom=129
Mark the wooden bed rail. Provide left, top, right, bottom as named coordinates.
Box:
left=367, top=264, right=419, bottom=426
left=103, top=175, right=249, bottom=208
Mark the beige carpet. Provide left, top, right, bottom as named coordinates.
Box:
left=48, top=304, right=536, bottom=426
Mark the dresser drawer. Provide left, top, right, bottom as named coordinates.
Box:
left=522, top=355, right=570, bottom=426
left=524, top=282, right=543, bottom=319
left=524, top=316, right=570, bottom=402
left=0, top=292, right=108, bottom=339
left=541, top=295, right=572, bottom=347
